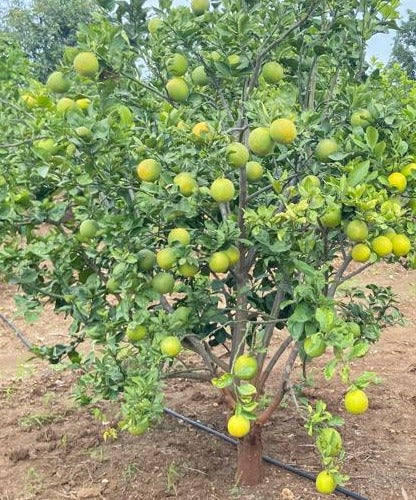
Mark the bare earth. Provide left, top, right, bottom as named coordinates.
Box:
left=0, top=263, right=415, bottom=500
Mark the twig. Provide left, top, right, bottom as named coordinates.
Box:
left=257, top=336, right=293, bottom=392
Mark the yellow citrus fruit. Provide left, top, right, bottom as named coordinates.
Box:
left=126, top=324, right=147, bottom=342
left=315, top=471, right=336, bottom=495
left=178, top=263, right=199, bottom=278
left=224, top=245, right=240, bottom=266
left=191, top=0, right=210, bottom=15
left=192, top=121, right=210, bottom=139
left=233, top=354, right=258, bottom=380
left=166, top=53, right=188, bottom=76
left=209, top=252, right=230, bottom=273
left=371, top=236, right=393, bottom=257
left=401, top=162, right=416, bottom=178
left=156, top=248, right=176, bottom=270
left=152, top=272, right=175, bottom=294
left=227, top=415, right=250, bottom=438
left=344, top=389, right=368, bottom=415
left=136, top=159, right=161, bottom=182
left=315, top=138, right=338, bottom=162
left=56, top=97, right=77, bottom=114
left=73, top=52, right=99, bottom=77
left=160, top=336, right=181, bottom=357
left=227, top=54, right=241, bottom=68
left=388, top=172, right=407, bottom=192
left=261, top=61, right=284, bottom=84
left=246, top=161, right=263, bottom=182
left=391, top=234, right=411, bottom=257
left=22, top=94, right=36, bottom=108
left=248, top=127, right=273, bottom=156
left=269, top=118, right=297, bottom=145
left=351, top=243, right=371, bottom=263
left=384, top=229, right=397, bottom=242
left=76, top=98, right=90, bottom=110
left=46, top=71, right=70, bottom=93
left=174, top=172, right=197, bottom=196
left=226, top=142, right=249, bottom=168
left=148, top=17, right=162, bottom=34
left=210, top=178, right=235, bottom=203
left=79, top=219, right=98, bottom=239
left=346, top=220, right=369, bottom=242
left=191, top=66, right=208, bottom=86
left=166, top=78, right=189, bottom=102
left=168, top=228, right=191, bottom=246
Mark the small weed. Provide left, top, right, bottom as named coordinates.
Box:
left=166, top=461, right=181, bottom=496
left=124, top=463, right=139, bottom=481
left=25, top=467, right=43, bottom=495
left=86, top=446, right=106, bottom=462
left=19, top=413, right=62, bottom=429
left=102, top=427, right=118, bottom=442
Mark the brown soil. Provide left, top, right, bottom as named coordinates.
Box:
left=0, top=264, right=415, bottom=500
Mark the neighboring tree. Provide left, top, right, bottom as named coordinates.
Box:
left=4, top=0, right=97, bottom=80
left=391, top=10, right=416, bottom=79
left=1, top=0, right=415, bottom=492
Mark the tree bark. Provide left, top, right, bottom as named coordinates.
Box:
left=235, top=425, right=263, bottom=486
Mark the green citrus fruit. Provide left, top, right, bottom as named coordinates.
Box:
left=126, top=324, right=147, bottom=342
left=106, top=278, right=120, bottom=293
left=371, top=236, right=393, bottom=257
left=79, top=219, right=98, bottom=239
left=156, top=248, right=176, bottom=269
left=168, top=228, right=191, bottom=246
left=210, top=178, right=235, bottom=203
left=344, top=389, right=368, bottom=414
left=226, top=142, right=249, bottom=168
left=172, top=306, right=192, bottom=324
left=246, top=161, right=263, bottom=182
left=136, top=159, right=161, bottom=182
left=261, top=61, right=284, bottom=84
left=174, top=172, right=197, bottom=196
left=248, top=127, right=273, bottom=157
left=75, top=126, right=92, bottom=139
left=320, top=206, right=342, bottom=228
left=315, top=138, right=339, bottom=162
left=233, top=354, right=258, bottom=380
left=227, top=54, right=241, bottom=68
left=191, top=65, right=209, bottom=86
left=76, top=98, right=90, bottom=110
left=46, top=71, right=70, bottom=93
left=351, top=243, right=371, bottom=262
left=351, top=109, right=372, bottom=128
left=178, top=263, right=199, bottom=278
left=73, top=52, right=99, bottom=77
left=209, top=252, right=230, bottom=273
left=401, top=162, right=416, bottom=178
left=227, top=415, right=250, bottom=438
left=269, top=118, right=297, bottom=145
left=346, top=220, right=369, bottom=242
left=304, top=337, right=326, bottom=358
left=152, top=272, right=175, bottom=294
left=137, top=249, right=156, bottom=271
left=148, top=17, right=162, bottom=35
left=167, top=53, right=188, bottom=77
left=224, top=245, right=240, bottom=266
left=160, top=336, right=181, bottom=357
left=315, top=471, right=336, bottom=495
left=348, top=321, right=361, bottom=337
left=56, top=97, right=77, bottom=114
left=192, top=121, right=210, bottom=139
left=191, top=0, right=210, bottom=15
left=166, top=77, right=189, bottom=102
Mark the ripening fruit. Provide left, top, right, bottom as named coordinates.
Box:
left=173, top=306, right=192, bottom=324
left=248, top=127, right=273, bottom=157
left=152, top=272, right=175, bottom=294
left=191, top=65, right=208, bottom=86
left=56, top=97, right=76, bottom=114
left=148, top=17, right=162, bottom=35
left=226, top=142, right=249, bottom=168
left=304, top=337, right=326, bottom=358
left=210, top=178, right=235, bottom=203
left=106, top=278, right=120, bottom=293
left=209, top=252, right=230, bottom=273
left=315, top=138, right=339, bottom=162
left=178, top=263, right=199, bottom=278
left=388, top=172, right=407, bottom=192
left=351, top=243, right=371, bottom=263
left=315, top=471, right=336, bottom=495
left=348, top=321, right=361, bottom=337
left=35, top=138, right=58, bottom=156
left=126, top=324, right=147, bottom=342
left=79, top=219, right=98, bottom=239
left=160, top=336, right=182, bottom=357
left=350, top=109, right=372, bottom=128
left=137, top=249, right=156, bottom=271
left=22, top=94, right=36, bottom=108
left=73, top=52, right=99, bottom=77
left=316, top=428, right=343, bottom=457
left=191, top=0, right=210, bottom=15
left=401, top=162, right=416, bottom=178
left=269, top=118, right=297, bottom=145
left=233, top=354, right=258, bottom=380
left=174, top=172, right=197, bottom=197
left=344, top=389, right=368, bottom=415
left=192, top=121, right=210, bottom=139
left=346, top=220, right=369, bottom=242
left=227, top=415, right=250, bottom=438
left=167, top=53, right=188, bottom=76
left=136, top=159, right=161, bottom=182
left=166, top=77, right=189, bottom=102
left=320, top=206, right=341, bottom=228
left=168, top=228, right=191, bottom=246
left=224, top=245, right=240, bottom=266
left=66, top=143, right=76, bottom=156
left=76, top=98, right=90, bottom=110
left=261, top=61, right=284, bottom=84
left=371, top=236, right=393, bottom=257
left=391, top=234, right=411, bottom=257
left=46, top=71, right=70, bottom=93
left=156, top=248, right=176, bottom=270
left=227, top=54, right=241, bottom=68
left=246, top=161, right=263, bottom=183
left=75, top=126, right=92, bottom=139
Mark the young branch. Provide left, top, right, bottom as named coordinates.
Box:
left=327, top=255, right=352, bottom=297
left=257, top=335, right=293, bottom=393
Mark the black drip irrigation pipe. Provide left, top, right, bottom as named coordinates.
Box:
left=164, top=409, right=368, bottom=500
left=1, top=311, right=368, bottom=500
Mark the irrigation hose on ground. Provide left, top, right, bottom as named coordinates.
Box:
left=1, top=312, right=368, bottom=500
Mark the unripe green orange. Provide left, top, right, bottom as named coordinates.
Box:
left=35, top=138, right=58, bottom=156
left=152, top=272, right=175, bottom=294
left=226, top=142, right=249, bottom=168
left=224, top=245, right=240, bottom=266
left=167, top=53, right=188, bottom=76
left=79, top=219, right=98, bottom=239
left=126, top=324, right=147, bottom=342
left=371, top=236, right=393, bottom=257
left=269, top=118, right=297, bottom=145
left=148, top=17, right=162, bottom=34
left=106, top=278, right=120, bottom=293
left=174, top=172, right=197, bottom=197
left=315, top=138, right=338, bottom=162
left=137, top=249, right=156, bottom=271
left=351, top=243, right=371, bottom=262
left=316, top=428, right=343, bottom=457
left=178, top=263, right=199, bottom=278
left=156, top=248, right=176, bottom=269
left=75, top=126, right=92, bottom=139
left=388, top=172, right=407, bottom=192
left=233, top=354, right=258, bottom=380
left=391, top=234, right=411, bottom=256
left=192, top=121, right=210, bottom=140
left=401, top=162, right=416, bottom=178
left=227, top=54, right=240, bottom=68
left=191, top=0, right=210, bottom=15
left=46, top=71, right=70, bottom=93
left=245, top=161, right=263, bottom=183
left=248, top=127, right=273, bottom=157
left=304, top=337, right=326, bottom=358
left=320, top=206, right=341, bottom=228
left=136, top=159, right=161, bottom=182
left=56, top=97, right=77, bottom=114
left=191, top=66, right=209, bottom=86
left=209, top=252, right=230, bottom=273
left=168, top=228, right=191, bottom=246
left=76, top=98, right=90, bottom=110
left=166, top=78, right=189, bottom=102
left=261, top=61, right=284, bottom=84
left=350, top=109, right=372, bottom=128
left=210, top=178, right=235, bottom=202
left=73, top=52, right=99, bottom=77
left=160, top=336, right=181, bottom=357
left=346, top=220, right=369, bottom=242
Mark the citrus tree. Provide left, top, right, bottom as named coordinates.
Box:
left=1, top=0, right=414, bottom=492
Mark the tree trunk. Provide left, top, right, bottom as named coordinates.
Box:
left=236, top=425, right=264, bottom=486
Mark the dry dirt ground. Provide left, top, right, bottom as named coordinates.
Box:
left=0, top=263, right=415, bottom=500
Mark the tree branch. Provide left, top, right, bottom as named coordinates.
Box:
left=257, top=335, right=293, bottom=393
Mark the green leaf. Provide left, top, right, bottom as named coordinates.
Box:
left=315, top=306, right=334, bottom=332
left=323, top=359, right=338, bottom=381
left=348, top=160, right=370, bottom=187
left=349, top=342, right=369, bottom=360
left=211, top=373, right=234, bottom=389
left=237, top=383, right=257, bottom=397
left=365, top=126, right=379, bottom=148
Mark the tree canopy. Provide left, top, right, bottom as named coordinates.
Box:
left=391, top=10, right=416, bottom=79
